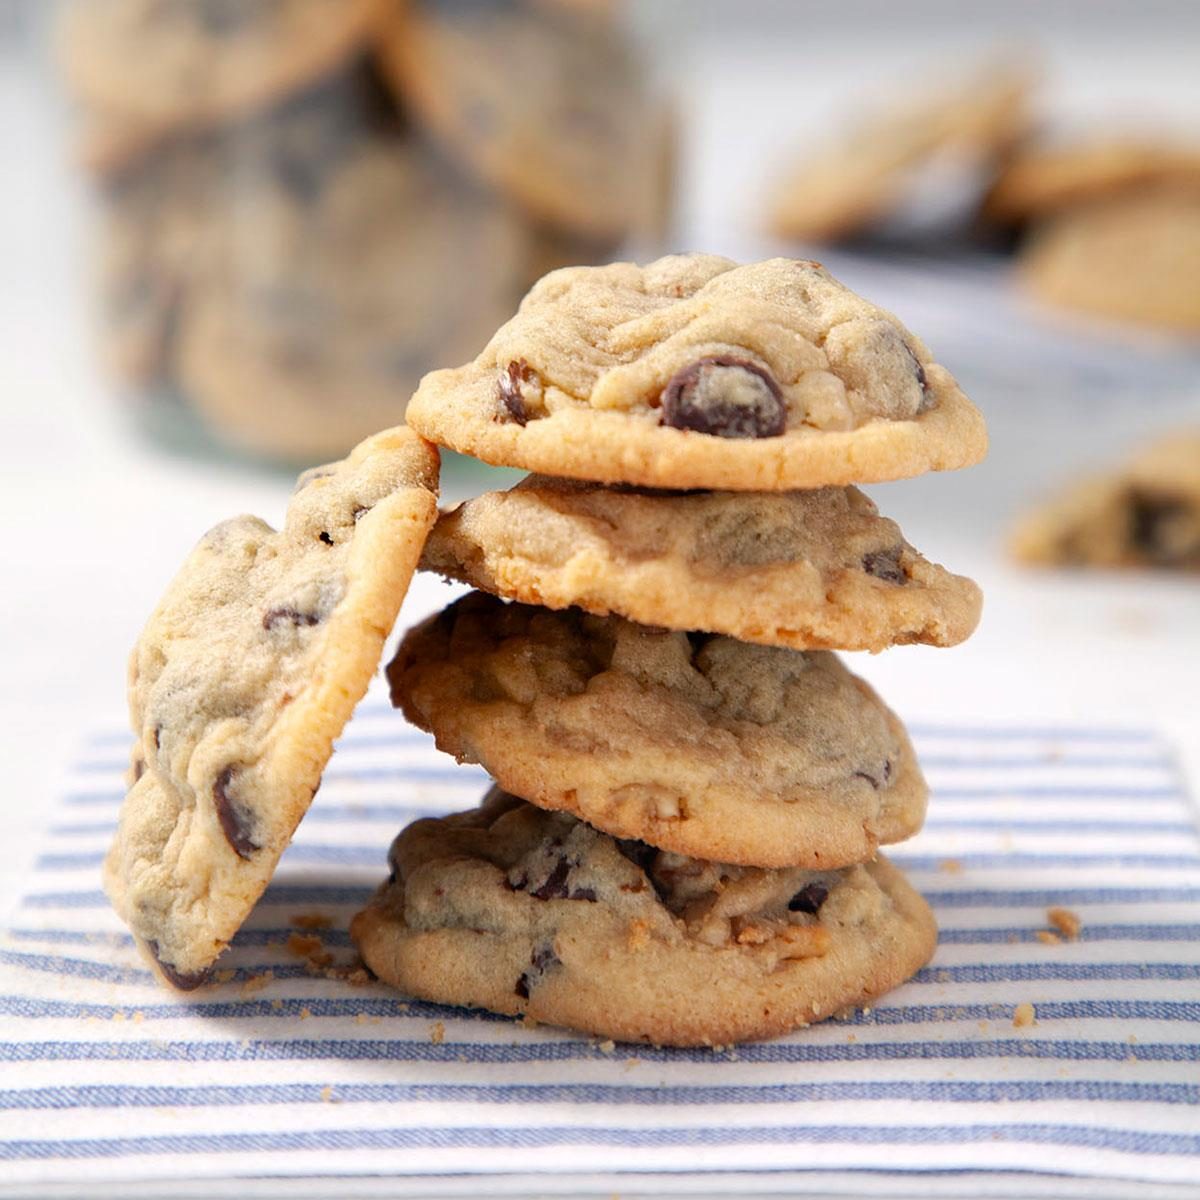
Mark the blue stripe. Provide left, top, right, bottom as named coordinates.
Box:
left=0, top=1078, right=1193, bottom=1113
left=4, top=928, right=355, bottom=949
left=920, top=886, right=1200, bottom=906
left=2, top=1121, right=1198, bottom=1161
left=21, top=883, right=1200, bottom=912
left=4, top=945, right=1199, bottom=991
left=21, top=885, right=374, bottom=909
left=3, top=994, right=1196, bottom=1026
left=1, top=1037, right=1197, bottom=1067
left=918, top=755, right=1171, bottom=770
left=41, top=847, right=1200, bottom=873
left=10, top=921, right=1200, bottom=950
left=921, top=818, right=1197, bottom=834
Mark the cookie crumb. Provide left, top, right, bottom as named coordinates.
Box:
left=1036, top=930, right=1061, bottom=945
left=290, top=912, right=334, bottom=931
left=299, top=1007, right=313, bottom=1021
left=846, top=1033, right=857, bottom=1044
left=1128, top=1033, right=1139, bottom=1045
left=111, top=1011, right=126, bottom=1023
left=287, top=931, right=334, bottom=969
left=355, top=1013, right=370, bottom=1025
left=131, top=1011, right=145, bottom=1024
left=430, top=1021, right=446, bottom=1045
left=271, top=998, right=284, bottom=1012
left=345, top=967, right=372, bottom=987
left=977, top=1021, right=989, bottom=1032
left=1012, top=1002, right=1036, bottom=1028
left=1047, top=907, right=1082, bottom=940
left=320, top=1085, right=335, bottom=1103
left=597, top=1039, right=616, bottom=1054
left=240, top=970, right=274, bottom=997
left=939, top=858, right=964, bottom=874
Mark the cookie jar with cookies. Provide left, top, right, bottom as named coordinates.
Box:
left=58, top=0, right=673, bottom=465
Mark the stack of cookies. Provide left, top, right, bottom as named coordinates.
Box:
left=349, top=253, right=988, bottom=1046
left=58, top=0, right=669, bottom=463
left=102, top=253, right=986, bottom=1047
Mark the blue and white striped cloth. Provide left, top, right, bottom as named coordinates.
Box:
left=2, top=697, right=1198, bottom=1196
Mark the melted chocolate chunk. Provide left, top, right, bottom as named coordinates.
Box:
left=262, top=607, right=322, bottom=631
left=862, top=545, right=908, bottom=584
left=787, top=883, right=829, bottom=915
left=615, top=838, right=670, bottom=902
left=147, top=939, right=211, bottom=991
left=515, top=943, right=560, bottom=999
left=660, top=356, right=786, bottom=439
left=514, top=854, right=598, bottom=902
left=213, top=766, right=261, bottom=859
left=318, top=531, right=335, bottom=546
left=1129, top=491, right=1198, bottom=565
left=497, top=359, right=535, bottom=425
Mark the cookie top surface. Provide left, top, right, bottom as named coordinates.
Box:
left=105, top=427, right=439, bottom=986
left=983, top=138, right=1200, bottom=225
left=60, top=0, right=384, bottom=141
left=421, top=477, right=982, bottom=652
left=1011, top=429, right=1200, bottom=570
left=1020, top=190, right=1200, bottom=334
left=405, top=254, right=988, bottom=490
left=766, top=59, right=1033, bottom=242
left=377, top=1, right=652, bottom=239
left=388, top=592, right=927, bottom=867
left=350, top=789, right=937, bottom=1046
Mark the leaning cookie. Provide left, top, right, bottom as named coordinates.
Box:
left=351, top=790, right=937, bottom=1047
left=388, top=593, right=927, bottom=869
left=1011, top=429, right=1200, bottom=570
left=105, top=427, right=439, bottom=988
left=421, top=478, right=982, bottom=652
left=405, top=255, right=987, bottom=490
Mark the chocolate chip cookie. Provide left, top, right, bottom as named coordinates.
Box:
left=105, top=427, right=439, bottom=988
left=350, top=789, right=938, bottom=1046
left=1011, top=429, right=1200, bottom=570
left=421, top=477, right=982, bottom=652
left=982, top=137, right=1200, bottom=227
left=405, top=255, right=988, bottom=490
left=388, top=593, right=927, bottom=868
left=176, top=105, right=524, bottom=463
left=766, top=58, right=1033, bottom=243
left=376, top=0, right=654, bottom=239
left=60, top=0, right=386, bottom=168
left=1019, top=189, right=1200, bottom=334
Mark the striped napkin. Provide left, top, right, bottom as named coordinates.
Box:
left=2, top=689, right=1198, bottom=1196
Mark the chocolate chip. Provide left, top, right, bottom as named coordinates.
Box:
left=318, top=531, right=334, bottom=546
left=660, top=356, right=786, bottom=439
left=515, top=943, right=560, bottom=999
left=147, top=940, right=211, bottom=991
left=213, top=766, right=261, bottom=860
left=862, top=545, right=907, bottom=584
left=497, top=359, right=535, bottom=425
left=854, top=758, right=892, bottom=790
left=787, top=883, right=829, bottom=914
left=262, top=607, right=322, bottom=631
left=1129, top=491, right=1198, bottom=566
left=615, top=838, right=670, bottom=903
left=149, top=724, right=161, bottom=751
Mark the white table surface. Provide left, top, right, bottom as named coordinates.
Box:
left=3, top=5, right=1199, bottom=933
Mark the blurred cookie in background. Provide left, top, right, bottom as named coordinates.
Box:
left=765, top=56, right=1035, bottom=244
left=1019, top=188, right=1200, bottom=334
left=177, top=130, right=525, bottom=463
left=1011, top=430, right=1200, bottom=571
left=60, top=0, right=389, bottom=175
left=63, top=0, right=676, bottom=466
left=982, top=136, right=1200, bottom=228
left=376, top=0, right=661, bottom=242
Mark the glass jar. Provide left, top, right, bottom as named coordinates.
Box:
left=60, top=0, right=673, bottom=465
